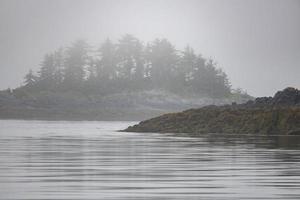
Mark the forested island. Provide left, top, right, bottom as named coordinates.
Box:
left=124, top=87, right=300, bottom=135
left=0, top=35, right=251, bottom=120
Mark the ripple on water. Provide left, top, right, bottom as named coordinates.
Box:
left=0, top=120, right=300, bottom=200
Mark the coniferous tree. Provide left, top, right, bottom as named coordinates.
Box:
left=181, top=46, right=197, bottom=82
left=146, top=38, right=179, bottom=89
left=24, top=69, right=37, bottom=86
left=87, top=57, right=97, bottom=81
left=39, top=53, right=55, bottom=85
left=173, top=46, right=197, bottom=94
left=116, top=34, right=144, bottom=81
left=96, top=38, right=117, bottom=80
left=203, top=59, right=230, bottom=97
left=64, top=39, right=89, bottom=86
left=191, top=55, right=207, bottom=94
left=53, top=48, right=65, bottom=85
left=21, top=35, right=234, bottom=98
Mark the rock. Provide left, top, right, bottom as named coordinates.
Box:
left=271, top=87, right=300, bottom=106
left=254, top=97, right=272, bottom=106
left=123, top=87, right=300, bottom=135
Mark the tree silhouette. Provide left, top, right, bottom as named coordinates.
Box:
left=96, top=38, right=117, bottom=80
left=116, top=34, right=144, bottom=80
left=24, top=69, right=37, bottom=86
left=64, top=39, right=89, bottom=86
left=53, top=48, right=65, bottom=84
left=39, top=53, right=55, bottom=84
left=146, top=38, right=179, bottom=89
left=22, top=35, right=233, bottom=98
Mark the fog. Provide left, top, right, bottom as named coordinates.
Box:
left=0, top=0, right=299, bottom=96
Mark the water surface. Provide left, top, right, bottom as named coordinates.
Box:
left=0, top=120, right=300, bottom=200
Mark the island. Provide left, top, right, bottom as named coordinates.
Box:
left=123, top=87, right=300, bottom=135
left=0, top=35, right=251, bottom=121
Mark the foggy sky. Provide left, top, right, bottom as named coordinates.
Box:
left=0, top=0, right=299, bottom=96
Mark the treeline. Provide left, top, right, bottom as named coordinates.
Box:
left=24, top=34, right=231, bottom=97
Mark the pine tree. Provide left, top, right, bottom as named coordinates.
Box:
left=39, top=53, right=55, bottom=83
left=24, top=69, right=37, bottom=86
left=116, top=34, right=144, bottom=80
left=96, top=38, right=117, bottom=80
left=181, top=46, right=197, bottom=82
left=191, top=55, right=207, bottom=95
left=64, top=39, right=88, bottom=86
left=146, top=38, right=179, bottom=89
left=19, top=35, right=233, bottom=98
left=53, top=48, right=65, bottom=84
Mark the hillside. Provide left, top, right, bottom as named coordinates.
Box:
left=124, top=87, right=300, bottom=135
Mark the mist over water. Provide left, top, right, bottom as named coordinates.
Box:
left=0, top=0, right=300, bottom=199
left=0, top=120, right=300, bottom=200
left=0, top=0, right=299, bottom=96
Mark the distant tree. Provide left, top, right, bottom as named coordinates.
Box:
left=37, top=48, right=65, bottom=89
left=203, top=59, right=231, bottom=97
left=64, top=39, right=89, bottom=86
left=96, top=38, right=117, bottom=80
left=24, top=69, right=37, bottom=86
left=146, top=38, right=179, bottom=89
left=181, top=46, right=197, bottom=82
left=53, top=48, right=65, bottom=84
left=191, top=55, right=208, bottom=94
left=87, top=57, right=97, bottom=81
left=174, top=46, right=197, bottom=93
left=116, top=34, right=144, bottom=81
left=20, top=35, right=234, bottom=98
left=39, top=53, right=55, bottom=84
left=215, top=68, right=231, bottom=96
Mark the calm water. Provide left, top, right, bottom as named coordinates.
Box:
left=0, top=120, right=300, bottom=200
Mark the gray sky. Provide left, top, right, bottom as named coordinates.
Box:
left=0, top=0, right=299, bottom=96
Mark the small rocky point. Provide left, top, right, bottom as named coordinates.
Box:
left=124, top=87, right=300, bottom=135
left=248, top=87, right=300, bottom=107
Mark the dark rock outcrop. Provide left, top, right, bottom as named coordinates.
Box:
left=242, top=87, right=300, bottom=108
left=123, top=87, right=300, bottom=135
left=271, top=87, right=300, bottom=106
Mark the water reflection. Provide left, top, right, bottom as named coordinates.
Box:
left=0, top=120, right=299, bottom=200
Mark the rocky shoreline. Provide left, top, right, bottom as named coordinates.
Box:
left=123, top=88, right=300, bottom=135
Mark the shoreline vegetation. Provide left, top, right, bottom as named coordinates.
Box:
left=123, top=87, right=300, bottom=135
left=0, top=35, right=251, bottom=121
